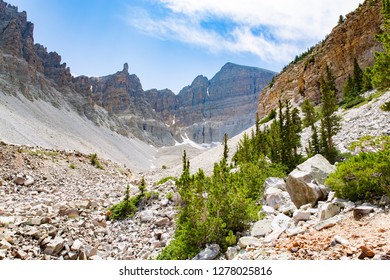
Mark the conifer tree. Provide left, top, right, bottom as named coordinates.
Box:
left=353, top=58, right=364, bottom=93
left=371, top=0, right=390, bottom=89
left=301, top=98, right=320, bottom=156
left=342, top=75, right=356, bottom=103
left=301, top=98, right=316, bottom=127
left=320, top=66, right=341, bottom=163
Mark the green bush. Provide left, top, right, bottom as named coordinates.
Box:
left=325, top=149, right=390, bottom=201
left=342, top=96, right=366, bottom=109
left=89, top=153, right=104, bottom=169
left=109, top=179, right=148, bottom=220
left=259, top=109, right=276, bottom=124
left=109, top=185, right=139, bottom=220
left=381, top=101, right=390, bottom=111
left=156, top=176, right=176, bottom=185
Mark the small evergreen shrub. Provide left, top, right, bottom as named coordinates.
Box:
left=89, top=153, right=104, bottom=169
left=157, top=176, right=176, bottom=185
left=259, top=109, right=276, bottom=124
left=108, top=185, right=139, bottom=220
left=108, top=178, right=148, bottom=220
left=381, top=101, right=390, bottom=111
left=325, top=149, right=390, bottom=201
left=342, top=95, right=366, bottom=109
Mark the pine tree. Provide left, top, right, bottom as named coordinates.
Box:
left=301, top=98, right=316, bottom=127
left=342, top=75, right=356, bottom=103
left=320, top=66, right=341, bottom=163
left=291, top=107, right=302, bottom=158
left=371, top=0, right=390, bottom=89
left=353, top=58, right=364, bottom=93
left=338, top=15, right=345, bottom=24
left=301, top=98, right=321, bottom=156
left=309, top=125, right=321, bottom=156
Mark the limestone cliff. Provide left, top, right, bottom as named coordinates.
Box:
left=257, top=0, right=384, bottom=118
left=145, top=63, right=276, bottom=143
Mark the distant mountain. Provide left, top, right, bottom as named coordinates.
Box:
left=257, top=0, right=383, bottom=118
left=0, top=0, right=275, bottom=146
left=145, top=62, right=276, bottom=143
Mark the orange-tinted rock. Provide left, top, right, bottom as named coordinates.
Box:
left=258, top=0, right=383, bottom=118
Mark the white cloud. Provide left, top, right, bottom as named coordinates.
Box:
left=127, top=0, right=365, bottom=65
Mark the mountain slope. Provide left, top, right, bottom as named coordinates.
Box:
left=257, top=0, right=383, bottom=118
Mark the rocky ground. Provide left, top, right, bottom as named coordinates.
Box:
left=1, top=140, right=389, bottom=261
left=232, top=181, right=390, bottom=261
left=0, top=142, right=179, bottom=260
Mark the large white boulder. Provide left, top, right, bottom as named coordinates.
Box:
left=286, top=154, right=336, bottom=208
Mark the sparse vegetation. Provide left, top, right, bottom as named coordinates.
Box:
left=381, top=101, right=390, bottom=111
left=89, top=153, right=104, bottom=170
left=157, top=176, right=176, bottom=185
left=348, top=135, right=390, bottom=152
left=326, top=148, right=390, bottom=201
left=108, top=177, right=148, bottom=220
left=258, top=109, right=276, bottom=124
left=69, top=163, right=75, bottom=169
left=370, top=0, right=390, bottom=90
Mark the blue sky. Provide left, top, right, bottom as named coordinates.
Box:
left=9, top=0, right=364, bottom=93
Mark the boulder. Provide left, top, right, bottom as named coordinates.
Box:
left=353, top=206, right=375, bottom=220
left=140, top=210, right=154, bottom=223
left=24, top=176, right=34, bottom=186
left=292, top=210, right=311, bottom=222
left=318, top=202, right=344, bottom=221
left=263, top=177, right=286, bottom=192
left=192, top=244, right=220, bottom=260
left=238, top=237, right=262, bottom=249
left=0, top=240, right=12, bottom=250
left=43, top=236, right=65, bottom=256
left=155, top=217, right=171, bottom=227
left=286, top=154, right=335, bottom=208
left=314, top=215, right=342, bottom=231
left=225, top=247, right=238, bottom=260
left=271, top=213, right=292, bottom=231
left=358, top=245, right=375, bottom=259
left=71, top=239, right=83, bottom=251
left=264, top=213, right=292, bottom=243
left=264, top=187, right=292, bottom=211
left=0, top=249, right=6, bottom=260
left=261, top=205, right=276, bottom=215
left=0, top=216, right=15, bottom=226
left=13, top=175, right=25, bottom=185
left=251, top=220, right=273, bottom=237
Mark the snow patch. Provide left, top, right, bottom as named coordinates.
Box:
left=175, top=134, right=207, bottom=150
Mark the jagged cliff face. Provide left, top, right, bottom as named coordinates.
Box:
left=0, top=0, right=275, bottom=146
left=145, top=63, right=275, bottom=143
left=257, top=0, right=384, bottom=118
left=73, top=64, right=176, bottom=145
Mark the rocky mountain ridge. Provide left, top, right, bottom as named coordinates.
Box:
left=145, top=62, right=275, bottom=143
left=257, top=0, right=384, bottom=118
left=0, top=0, right=275, bottom=147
